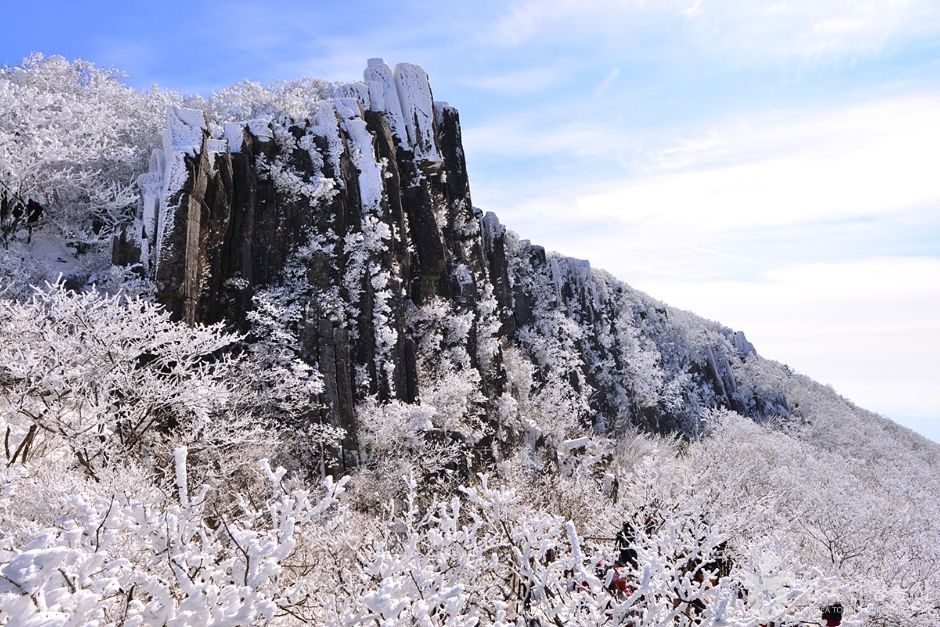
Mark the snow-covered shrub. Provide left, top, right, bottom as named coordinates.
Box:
left=0, top=54, right=172, bottom=244
left=406, top=298, right=486, bottom=438
left=197, top=78, right=332, bottom=123
left=244, top=288, right=344, bottom=475
left=0, top=282, right=253, bottom=480
left=0, top=447, right=349, bottom=626
left=350, top=398, right=469, bottom=508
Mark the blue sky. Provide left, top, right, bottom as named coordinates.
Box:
left=4, top=0, right=939, bottom=440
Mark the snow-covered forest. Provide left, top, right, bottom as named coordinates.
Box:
left=2, top=54, right=939, bottom=626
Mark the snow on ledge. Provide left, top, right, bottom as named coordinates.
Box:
left=364, top=58, right=406, bottom=147
left=163, top=106, right=207, bottom=155
left=393, top=63, right=441, bottom=162
left=223, top=123, right=246, bottom=153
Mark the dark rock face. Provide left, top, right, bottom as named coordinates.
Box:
left=302, top=318, right=358, bottom=469
left=116, top=59, right=788, bottom=466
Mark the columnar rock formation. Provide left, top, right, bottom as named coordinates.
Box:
left=114, top=59, right=787, bottom=466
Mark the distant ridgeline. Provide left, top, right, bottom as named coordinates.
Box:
left=113, top=59, right=790, bottom=468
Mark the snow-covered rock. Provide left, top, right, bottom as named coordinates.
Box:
left=393, top=63, right=441, bottom=162
left=364, top=58, right=407, bottom=147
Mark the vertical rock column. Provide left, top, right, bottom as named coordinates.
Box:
left=150, top=107, right=212, bottom=323
left=116, top=60, right=523, bottom=468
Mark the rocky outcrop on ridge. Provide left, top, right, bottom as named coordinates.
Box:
left=114, top=59, right=790, bottom=466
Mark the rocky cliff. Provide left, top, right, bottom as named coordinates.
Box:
left=114, top=59, right=790, bottom=467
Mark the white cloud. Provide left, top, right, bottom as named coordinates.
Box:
left=489, top=0, right=940, bottom=61
left=464, top=114, right=641, bottom=161
left=490, top=0, right=597, bottom=47
left=587, top=95, right=940, bottom=229
left=477, top=93, right=940, bottom=233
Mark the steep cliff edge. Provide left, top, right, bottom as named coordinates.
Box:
left=113, top=59, right=791, bottom=466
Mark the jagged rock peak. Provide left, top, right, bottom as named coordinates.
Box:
left=114, top=59, right=493, bottom=467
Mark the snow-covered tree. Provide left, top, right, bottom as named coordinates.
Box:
left=0, top=54, right=171, bottom=243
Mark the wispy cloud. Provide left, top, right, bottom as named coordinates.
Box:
left=591, top=67, right=621, bottom=98
left=687, top=247, right=758, bottom=265
left=476, top=92, right=940, bottom=233
left=462, top=66, right=571, bottom=96
left=489, top=0, right=940, bottom=61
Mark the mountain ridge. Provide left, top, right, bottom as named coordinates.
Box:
left=107, top=58, right=811, bottom=467
left=2, top=55, right=932, bottom=462
left=3, top=54, right=940, bottom=624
